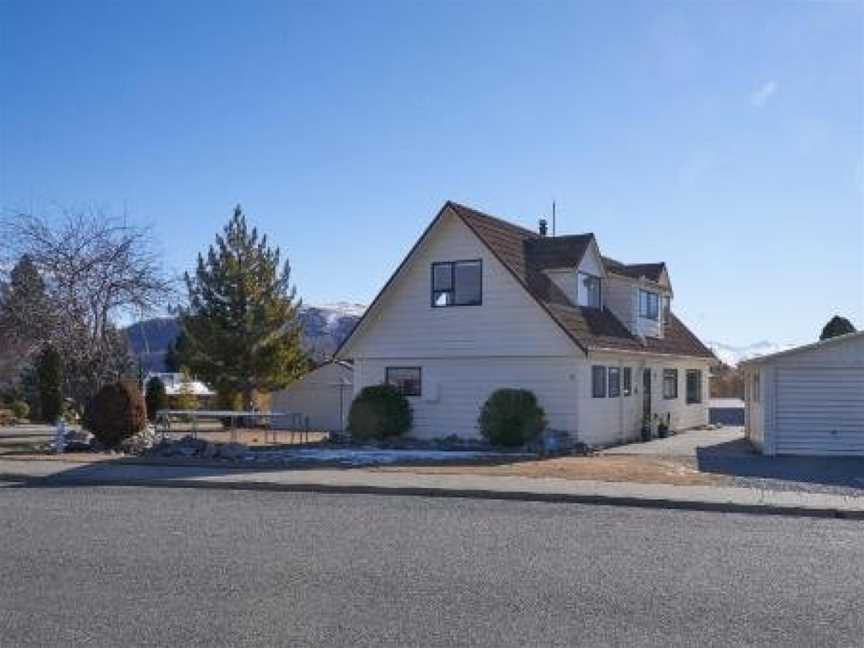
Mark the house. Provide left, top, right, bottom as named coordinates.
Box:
left=270, top=361, right=353, bottom=432
left=144, top=372, right=215, bottom=406
left=740, top=331, right=864, bottom=456
left=336, top=202, right=716, bottom=446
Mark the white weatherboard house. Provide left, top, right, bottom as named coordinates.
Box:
left=740, top=331, right=864, bottom=456
left=270, top=361, right=353, bottom=432
left=337, top=202, right=716, bottom=446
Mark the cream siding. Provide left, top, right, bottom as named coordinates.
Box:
left=604, top=276, right=637, bottom=334
left=743, top=333, right=864, bottom=456
left=579, top=352, right=711, bottom=446
left=270, top=363, right=353, bottom=432
left=357, top=357, right=580, bottom=440
left=344, top=211, right=577, bottom=359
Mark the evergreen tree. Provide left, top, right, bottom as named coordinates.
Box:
left=36, top=345, right=64, bottom=423
left=0, top=254, right=52, bottom=353
left=178, top=206, right=307, bottom=404
left=819, top=315, right=856, bottom=341
left=144, top=376, right=167, bottom=422
left=164, top=330, right=188, bottom=373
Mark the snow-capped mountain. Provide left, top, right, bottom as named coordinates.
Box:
left=125, top=302, right=366, bottom=371
left=706, top=340, right=797, bottom=367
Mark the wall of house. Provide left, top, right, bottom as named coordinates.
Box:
left=577, top=351, right=711, bottom=447
left=271, top=363, right=353, bottom=432
left=604, top=276, right=637, bottom=334
left=743, top=368, right=765, bottom=451
left=354, top=357, right=579, bottom=440
left=344, top=211, right=578, bottom=359
left=749, top=335, right=864, bottom=456
left=578, top=243, right=604, bottom=276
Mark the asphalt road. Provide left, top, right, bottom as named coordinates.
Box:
left=1, top=484, right=862, bottom=647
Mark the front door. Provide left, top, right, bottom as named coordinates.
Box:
left=642, top=368, right=652, bottom=420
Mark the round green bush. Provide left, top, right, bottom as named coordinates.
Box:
left=348, top=385, right=412, bottom=441
left=10, top=400, right=30, bottom=420
left=84, top=381, right=147, bottom=448
left=145, top=376, right=167, bottom=422
left=478, top=388, right=546, bottom=447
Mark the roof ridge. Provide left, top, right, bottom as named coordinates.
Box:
left=446, top=201, right=540, bottom=238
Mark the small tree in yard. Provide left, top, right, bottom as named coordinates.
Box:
left=819, top=315, right=856, bottom=341
left=176, top=206, right=308, bottom=406
left=145, top=376, right=167, bottom=422
left=348, top=385, right=412, bottom=441
left=478, top=389, right=547, bottom=447
left=84, top=381, right=146, bottom=448
left=36, top=345, right=63, bottom=423
left=172, top=370, right=200, bottom=411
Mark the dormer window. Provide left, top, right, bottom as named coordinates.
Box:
left=431, top=260, right=482, bottom=307
left=639, top=289, right=659, bottom=320
left=577, top=272, right=601, bottom=308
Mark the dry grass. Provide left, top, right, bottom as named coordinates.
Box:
left=374, top=454, right=729, bottom=487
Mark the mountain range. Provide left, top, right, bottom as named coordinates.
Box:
left=126, top=302, right=786, bottom=372
left=125, top=302, right=366, bottom=372
left=705, top=340, right=796, bottom=367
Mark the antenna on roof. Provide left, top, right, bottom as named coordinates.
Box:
left=552, top=201, right=557, bottom=237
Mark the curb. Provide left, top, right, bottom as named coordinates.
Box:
left=2, top=472, right=862, bottom=521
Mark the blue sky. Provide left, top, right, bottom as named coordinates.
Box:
left=1, top=0, right=862, bottom=347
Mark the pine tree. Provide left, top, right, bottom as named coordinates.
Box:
left=819, top=315, right=856, bottom=341
left=145, top=376, right=167, bottom=422
left=36, top=345, right=64, bottom=423
left=178, top=206, right=307, bottom=405
left=0, top=254, right=52, bottom=353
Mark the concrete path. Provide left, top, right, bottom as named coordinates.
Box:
left=602, top=426, right=749, bottom=457
left=1, top=456, right=861, bottom=519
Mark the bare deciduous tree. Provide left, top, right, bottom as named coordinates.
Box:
left=0, top=207, right=175, bottom=406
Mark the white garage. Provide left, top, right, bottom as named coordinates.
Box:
left=741, top=332, right=864, bottom=456
left=270, top=361, right=353, bottom=432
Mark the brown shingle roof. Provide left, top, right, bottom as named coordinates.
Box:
left=602, top=256, right=666, bottom=283
left=448, top=201, right=714, bottom=359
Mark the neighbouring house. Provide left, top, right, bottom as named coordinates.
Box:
left=270, top=361, right=353, bottom=432
left=144, top=372, right=215, bottom=408
left=740, top=331, right=864, bottom=456
left=336, top=201, right=716, bottom=446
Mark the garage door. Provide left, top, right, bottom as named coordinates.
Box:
left=775, top=367, right=864, bottom=455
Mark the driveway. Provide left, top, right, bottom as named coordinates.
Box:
left=601, top=426, right=750, bottom=458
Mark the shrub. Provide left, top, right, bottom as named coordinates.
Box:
left=10, top=400, right=30, bottom=420
left=478, top=389, right=546, bottom=447
left=84, top=381, right=147, bottom=448
left=145, top=377, right=167, bottom=422
left=348, top=385, right=411, bottom=441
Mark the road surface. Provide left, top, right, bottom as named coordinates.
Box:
left=1, top=484, right=862, bottom=647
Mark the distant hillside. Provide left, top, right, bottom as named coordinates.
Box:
left=125, top=302, right=365, bottom=372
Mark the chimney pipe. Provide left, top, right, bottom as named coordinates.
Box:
left=538, top=218, right=548, bottom=237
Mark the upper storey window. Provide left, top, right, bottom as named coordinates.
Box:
left=432, top=260, right=482, bottom=307
left=662, top=295, right=671, bottom=324
left=577, top=272, right=601, bottom=308
left=639, top=289, right=659, bottom=320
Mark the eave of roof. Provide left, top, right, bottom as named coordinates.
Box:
left=739, top=330, right=864, bottom=367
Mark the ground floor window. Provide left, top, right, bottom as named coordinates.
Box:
left=686, top=369, right=702, bottom=404
left=592, top=366, right=607, bottom=398
left=385, top=367, right=422, bottom=396
left=622, top=367, right=632, bottom=396
left=663, top=369, right=678, bottom=399
left=608, top=367, right=621, bottom=397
